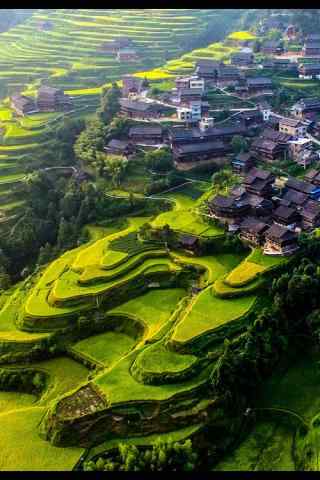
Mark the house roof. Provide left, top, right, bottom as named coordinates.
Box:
left=247, top=77, right=273, bottom=86
left=179, top=88, right=203, bottom=96
left=169, top=128, right=194, bottom=142
left=129, top=125, right=163, bottom=136
left=246, top=194, right=272, bottom=208
left=38, top=85, right=63, bottom=96
left=273, top=205, right=297, bottom=220
left=305, top=168, right=320, bottom=182
left=251, top=138, right=280, bottom=153
left=282, top=188, right=308, bottom=206
left=265, top=223, right=298, bottom=241
left=246, top=167, right=274, bottom=182
left=120, top=98, right=159, bottom=112
left=286, top=177, right=315, bottom=194
left=175, top=140, right=226, bottom=155
left=107, top=139, right=130, bottom=151
left=296, top=97, right=320, bottom=109
left=180, top=234, right=198, bottom=246
left=240, top=216, right=268, bottom=234
left=279, top=117, right=304, bottom=128
left=260, top=128, right=292, bottom=143
left=11, top=94, right=35, bottom=109
left=234, top=152, right=255, bottom=163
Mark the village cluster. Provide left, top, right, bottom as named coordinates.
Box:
left=8, top=20, right=320, bottom=258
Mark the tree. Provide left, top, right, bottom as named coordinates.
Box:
left=103, top=154, right=128, bottom=186
left=97, top=82, right=121, bottom=124
left=74, top=119, right=106, bottom=167
left=211, top=169, right=236, bottom=193
left=231, top=135, right=248, bottom=155
left=145, top=147, right=173, bottom=172
left=37, top=243, right=53, bottom=266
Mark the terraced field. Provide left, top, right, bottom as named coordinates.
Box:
left=0, top=180, right=288, bottom=470
left=0, top=9, right=237, bottom=220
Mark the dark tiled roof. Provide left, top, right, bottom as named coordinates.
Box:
left=282, top=189, right=308, bottom=206
left=240, top=216, right=268, bottom=234
left=273, top=205, right=297, bottom=220
left=305, top=168, right=320, bottom=182
left=175, top=140, right=226, bottom=155
left=11, top=94, right=35, bottom=109
left=107, top=139, right=129, bottom=150
left=211, top=194, right=237, bottom=208
left=246, top=167, right=274, bottom=182
left=251, top=138, right=280, bottom=153
left=179, top=88, right=203, bottom=96
left=265, top=223, right=297, bottom=241
left=180, top=234, right=198, bottom=246
left=286, top=177, right=315, bottom=194
left=129, top=125, right=163, bottom=136
left=38, top=85, right=62, bottom=96
left=169, top=128, right=194, bottom=141
left=120, top=99, right=158, bottom=112
left=260, top=128, right=292, bottom=143
left=247, top=77, right=273, bottom=86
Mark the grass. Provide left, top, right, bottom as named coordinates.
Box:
left=94, top=351, right=207, bottom=405
left=72, top=332, right=136, bottom=367
left=110, top=288, right=186, bottom=341
left=213, top=420, right=295, bottom=471
left=171, top=287, right=256, bottom=345
left=0, top=391, right=36, bottom=413
left=225, top=261, right=265, bottom=287
left=0, top=407, right=84, bottom=471
left=134, top=340, right=197, bottom=376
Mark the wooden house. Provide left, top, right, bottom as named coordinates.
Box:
left=244, top=167, right=275, bottom=197
left=119, top=99, right=166, bottom=119
left=128, top=125, right=163, bottom=143
left=301, top=200, right=320, bottom=229
left=239, top=217, right=269, bottom=246
left=304, top=168, right=320, bottom=186
left=251, top=138, right=286, bottom=162
left=208, top=193, right=250, bottom=224
left=10, top=94, right=37, bottom=116
left=230, top=51, right=253, bottom=67
left=37, top=85, right=72, bottom=112
left=261, top=40, right=283, bottom=55
left=292, top=98, right=320, bottom=118
left=173, top=140, right=230, bottom=165
left=281, top=188, right=308, bottom=209
left=104, top=139, right=135, bottom=156
left=122, top=75, right=148, bottom=97
left=246, top=77, right=273, bottom=94
left=231, top=152, right=256, bottom=174
left=273, top=205, right=300, bottom=227
left=264, top=223, right=299, bottom=255
left=117, top=48, right=139, bottom=62
left=179, top=234, right=200, bottom=254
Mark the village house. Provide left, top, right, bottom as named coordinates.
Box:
left=177, top=88, right=204, bottom=105
left=195, top=64, right=218, bottom=84
left=10, top=94, right=37, bottom=116
left=122, top=75, right=148, bottom=97
left=304, top=168, right=320, bottom=186
left=101, top=37, right=134, bottom=54
left=237, top=109, right=264, bottom=128
left=281, top=188, right=308, bottom=209
left=177, top=103, right=202, bottom=123
left=231, top=152, right=256, bottom=175
left=299, top=63, right=320, bottom=79
left=175, top=76, right=205, bottom=92
left=104, top=139, right=136, bottom=157
left=291, top=98, right=320, bottom=119
left=246, top=77, right=273, bottom=95
left=288, top=138, right=315, bottom=165
left=244, top=167, right=275, bottom=197
left=263, top=223, right=299, bottom=255
left=178, top=234, right=201, bottom=254
left=261, top=40, right=283, bottom=55
left=117, top=48, right=139, bottom=62
left=258, top=102, right=272, bottom=122
left=37, top=85, right=72, bottom=112
left=216, top=65, right=240, bottom=86
left=303, top=41, right=320, bottom=57
left=285, top=176, right=320, bottom=199
left=239, top=217, right=269, bottom=246
left=128, top=125, right=163, bottom=144
left=272, top=58, right=298, bottom=73
left=230, top=51, right=254, bottom=67
left=168, top=123, right=247, bottom=147
left=251, top=137, right=286, bottom=162
left=272, top=205, right=300, bottom=228
left=119, top=99, right=166, bottom=119
left=279, top=117, right=307, bottom=137
left=208, top=193, right=250, bottom=225
left=173, top=140, right=231, bottom=167
left=260, top=128, right=292, bottom=144
left=300, top=200, right=320, bottom=229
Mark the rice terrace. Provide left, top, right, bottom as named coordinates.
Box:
left=2, top=7, right=320, bottom=473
